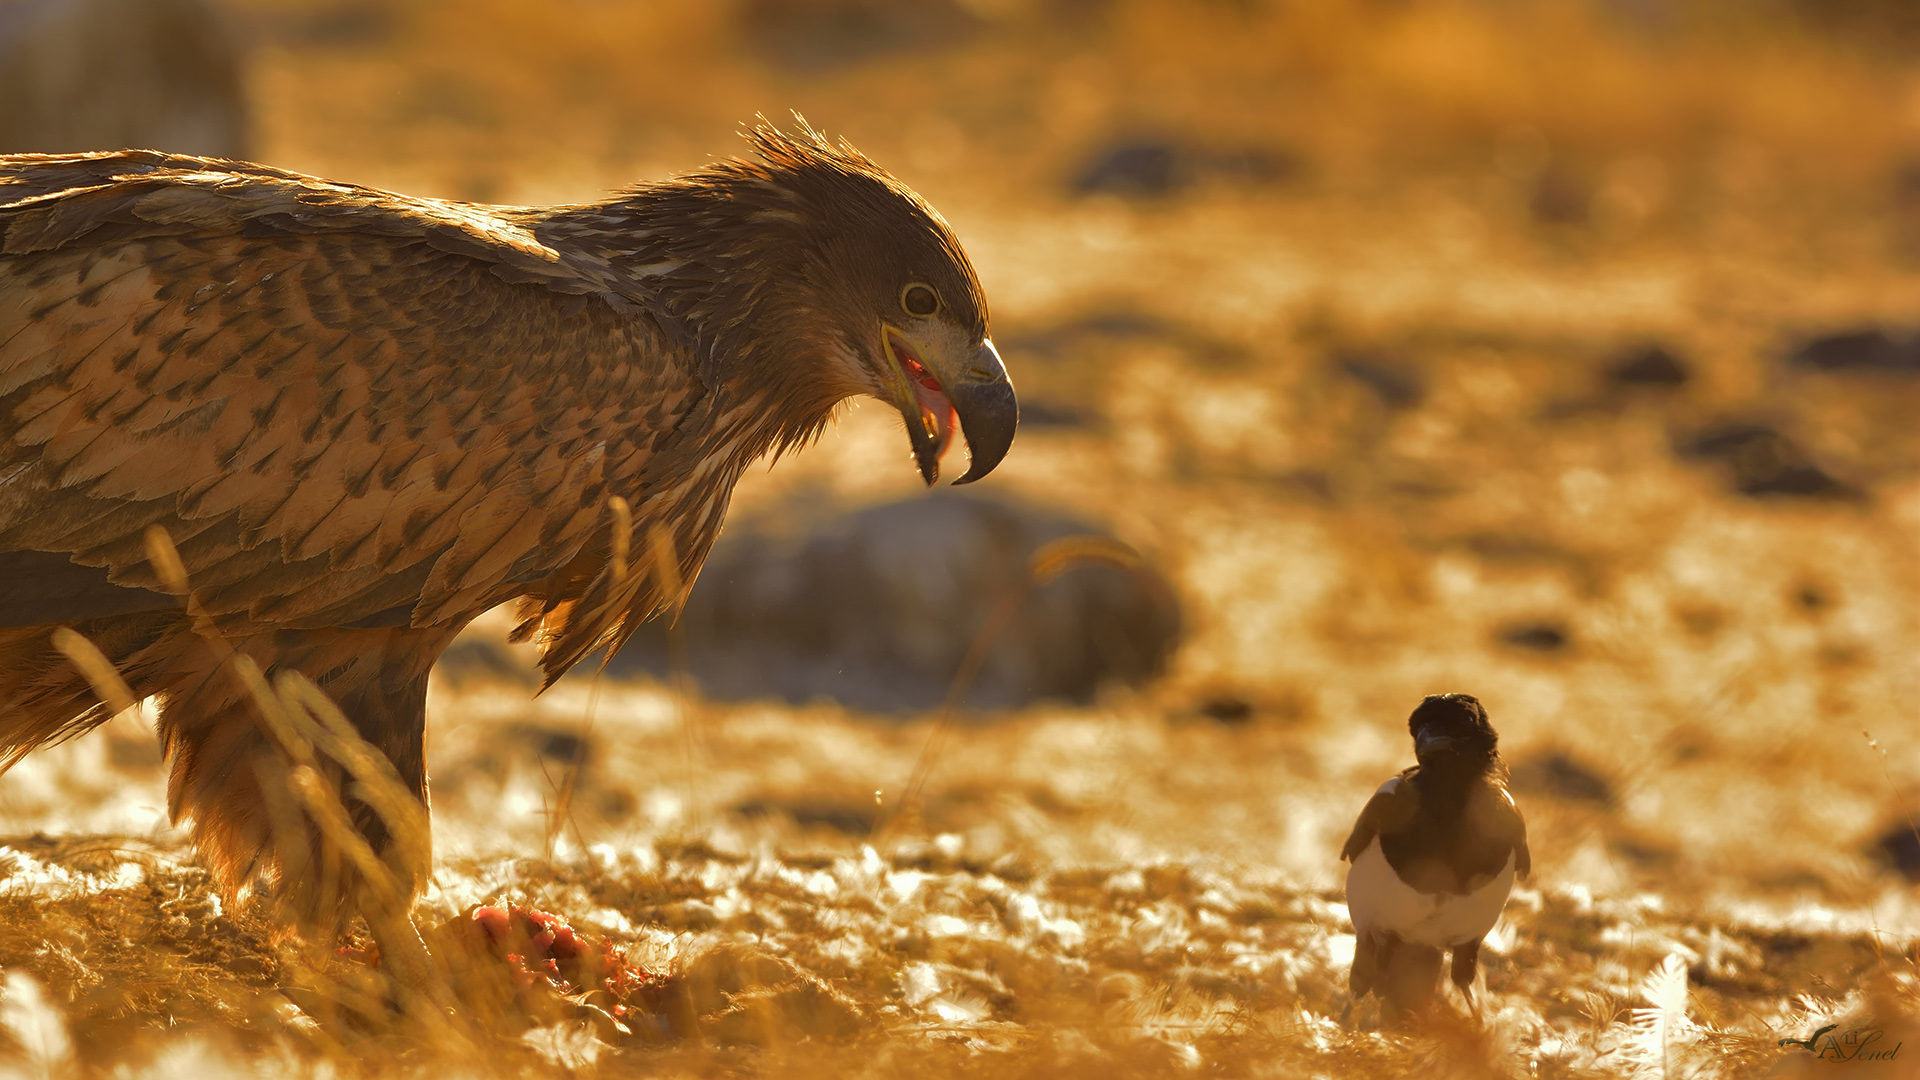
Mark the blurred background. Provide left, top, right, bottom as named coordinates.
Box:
left=9, top=0, right=1920, bottom=931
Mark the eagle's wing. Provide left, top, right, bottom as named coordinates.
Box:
left=0, top=151, right=702, bottom=637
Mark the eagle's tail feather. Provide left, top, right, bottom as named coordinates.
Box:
left=0, top=614, right=172, bottom=765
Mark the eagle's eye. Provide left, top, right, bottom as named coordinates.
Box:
left=900, top=283, right=940, bottom=318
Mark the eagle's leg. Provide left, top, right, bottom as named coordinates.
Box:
left=152, top=625, right=450, bottom=927
left=317, top=632, right=435, bottom=871
left=148, top=624, right=461, bottom=1019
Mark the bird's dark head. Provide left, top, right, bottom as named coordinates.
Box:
left=604, top=120, right=1016, bottom=486
left=1407, top=693, right=1500, bottom=773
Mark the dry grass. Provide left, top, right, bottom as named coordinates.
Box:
left=7, top=0, right=1920, bottom=1075
left=2, top=687, right=1917, bottom=1077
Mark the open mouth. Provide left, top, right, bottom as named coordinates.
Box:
left=887, top=330, right=957, bottom=461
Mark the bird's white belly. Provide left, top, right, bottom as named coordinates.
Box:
left=1346, top=838, right=1514, bottom=949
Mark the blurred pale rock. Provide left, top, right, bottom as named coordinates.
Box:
left=0, top=0, right=248, bottom=157
left=605, top=492, right=1181, bottom=713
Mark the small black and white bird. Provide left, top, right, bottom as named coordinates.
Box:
left=1341, top=693, right=1530, bottom=1021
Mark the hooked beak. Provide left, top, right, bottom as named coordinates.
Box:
left=1414, top=731, right=1457, bottom=758
left=883, top=328, right=1019, bottom=486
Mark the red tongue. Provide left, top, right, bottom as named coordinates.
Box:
left=915, top=381, right=956, bottom=458
left=900, top=354, right=941, bottom=391
left=900, top=354, right=955, bottom=458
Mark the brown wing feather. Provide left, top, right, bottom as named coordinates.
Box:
left=0, top=152, right=704, bottom=645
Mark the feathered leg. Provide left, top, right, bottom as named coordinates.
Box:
left=2, top=614, right=451, bottom=930
left=153, top=625, right=451, bottom=921
left=143, top=621, right=459, bottom=1018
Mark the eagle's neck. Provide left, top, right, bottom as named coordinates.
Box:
left=532, top=184, right=857, bottom=467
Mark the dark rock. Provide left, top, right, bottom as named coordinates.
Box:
left=1787, top=328, right=1920, bottom=374
left=1509, top=749, right=1615, bottom=805
left=1898, top=158, right=1920, bottom=203
left=1498, top=621, right=1569, bottom=652
left=1277, top=470, right=1337, bottom=501
left=1530, top=164, right=1592, bottom=225
left=1463, top=533, right=1574, bottom=566
left=105, top=728, right=162, bottom=771
left=605, top=493, right=1181, bottom=713
left=1016, top=400, right=1096, bottom=429
left=261, top=2, right=396, bottom=48
left=515, top=725, right=587, bottom=766
left=1604, top=344, right=1690, bottom=388
left=1069, top=311, right=1171, bottom=338
left=1788, top=0, right=1920, bottom=47
left=461, top=723, right=591, bottom=777
left=1794, top=583, right=1831, bottom=613
left=1208, top=144, right=1297, bottom=185
left=1675, top=421, right=1855, bottom=499
left=1198, top=696, right=1253, bottom=725
left=1610, top=835, right=1677, bottom=869
left=1872, top=820, right=1920, bottom=881
left=1744, top=464, right=1851, bottom=498
left=1070, top=137, right=1297, bottom=199
left=1334, top=352, right=1425, bottom=409
left=0, top=0, right=248, bottom=157
left=1074, top=141, right=1183, bottom=197
left=732, top=798, right=876, bottom=836
left=437, top=636, right=537, bottom=687
left=1002, top=310, right=1179, bottom=358
left=737, top=0, right=981, bottom=71
left=1001, top=309, right=1246, bottom=373
left=224, top=955, right=268, bottom=979
left=1677, top=420, right=1779, bottom=458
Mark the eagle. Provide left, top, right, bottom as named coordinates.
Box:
left=0, top=124, right=1017, bottom=916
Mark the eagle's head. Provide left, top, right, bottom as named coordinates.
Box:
left=605, top=120, right=1017, bottom=486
